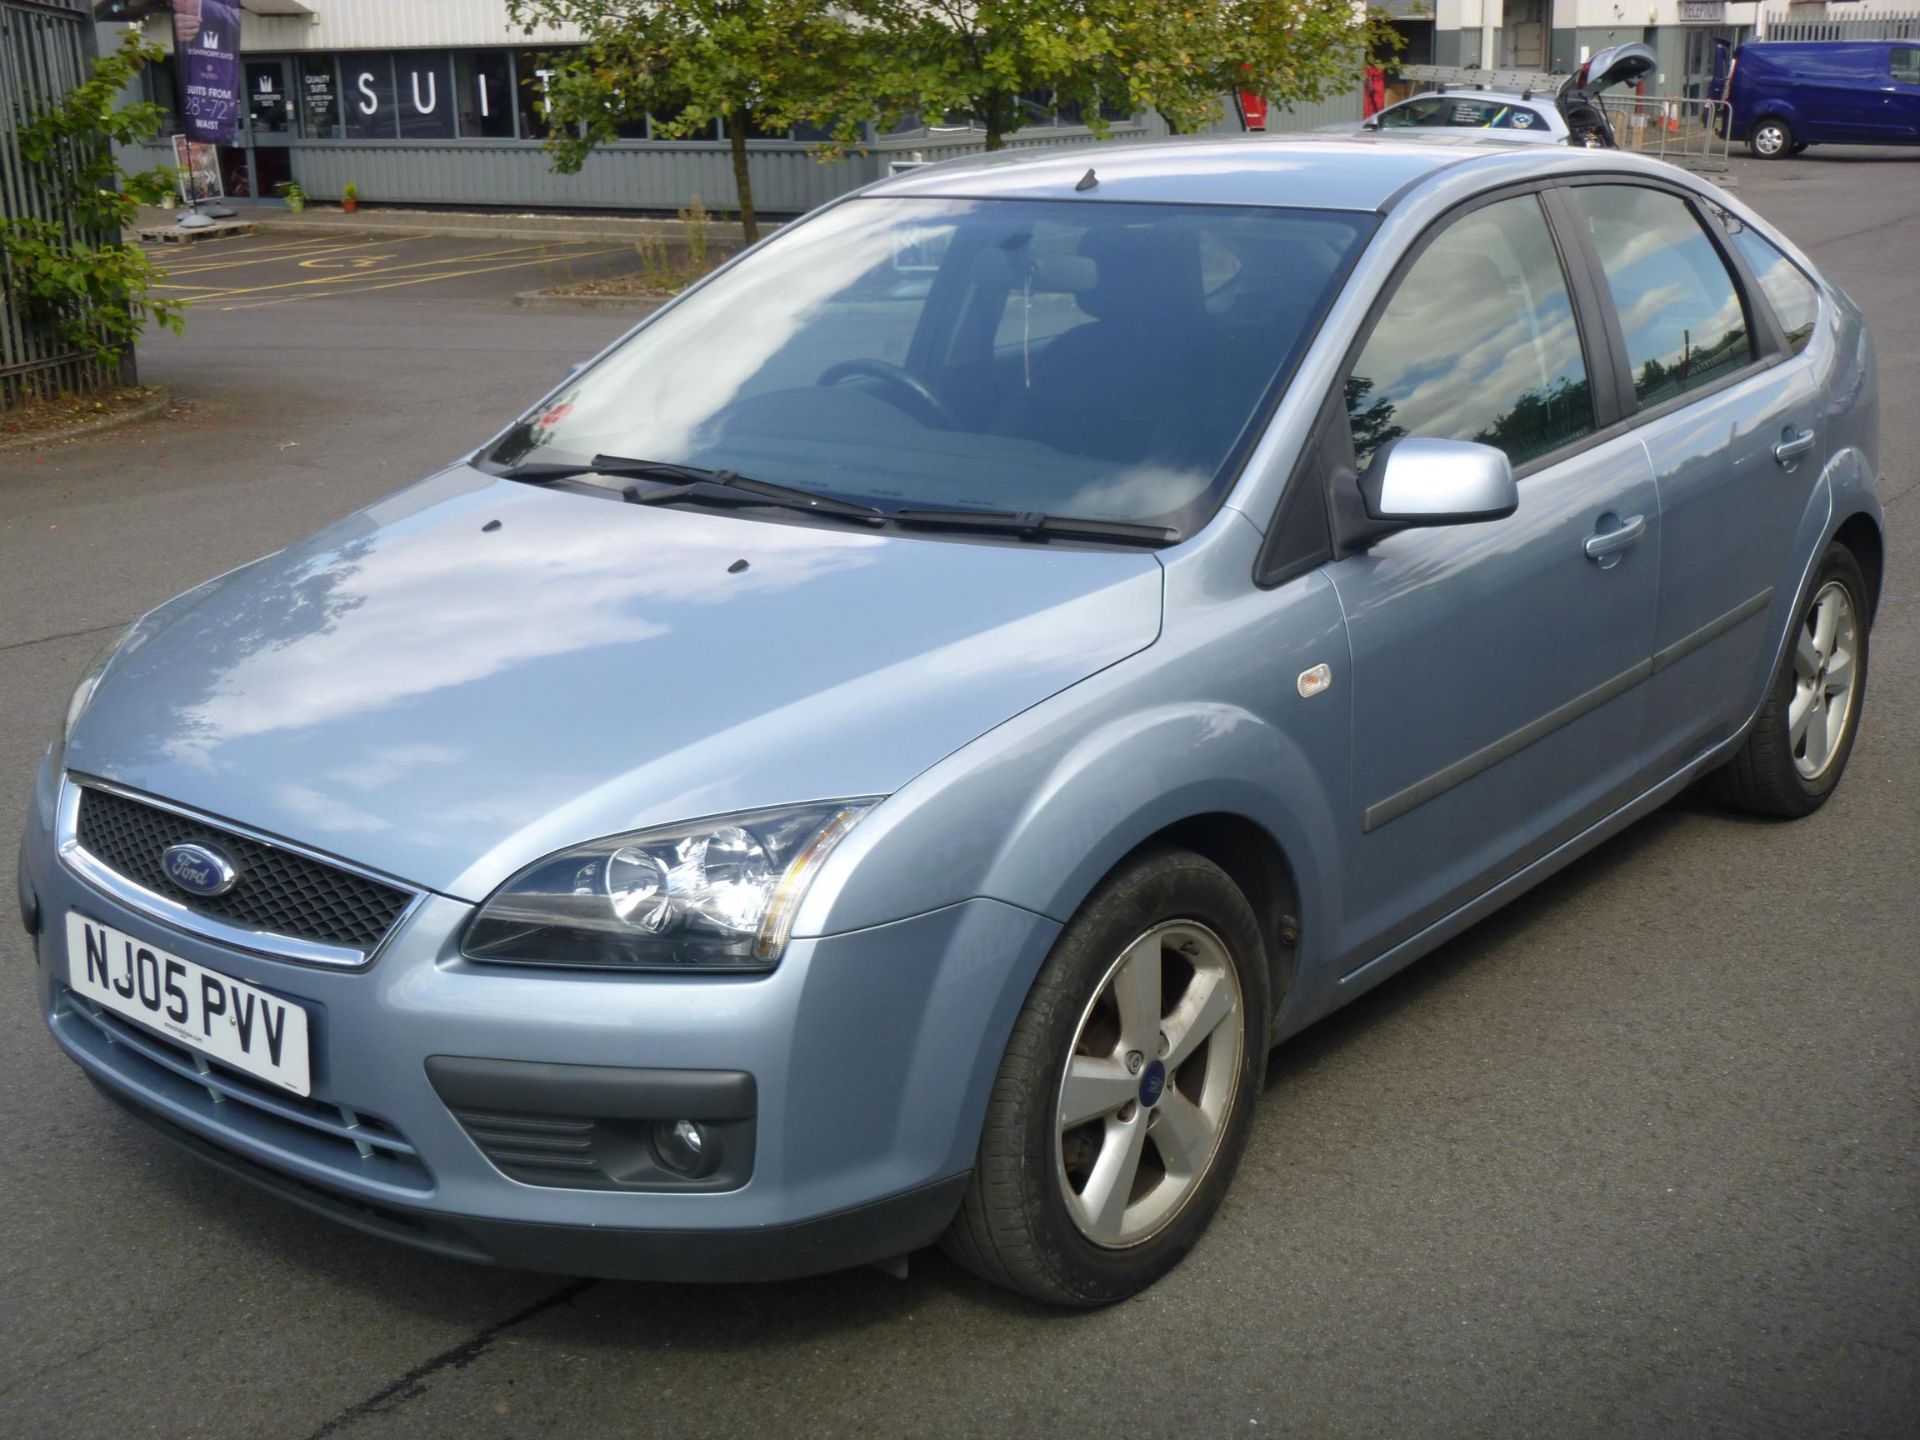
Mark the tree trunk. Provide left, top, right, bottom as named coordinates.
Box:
left=727, top=107, right=759, bottom=245
left=982, top=91, right=1010, bottom=151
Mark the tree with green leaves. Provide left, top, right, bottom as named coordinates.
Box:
left=505, top=2, right=1399, bottom=242
left=866, top=0, right=1403, bottom=151
left=0, top=31, right=183, bottom=391
left=507, top=0, right=874, bottom=243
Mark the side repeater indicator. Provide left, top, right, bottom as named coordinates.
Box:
left=1297, top=663, right=1333, bottom=699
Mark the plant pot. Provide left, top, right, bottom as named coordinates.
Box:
left=342, top=197, right=358, bottom=214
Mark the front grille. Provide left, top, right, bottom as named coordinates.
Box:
left=76, top=786, right=411, bottom=953
left=57, top=987, right=432, bottom=1192
left=451, top=1107, right=601, bottom=1185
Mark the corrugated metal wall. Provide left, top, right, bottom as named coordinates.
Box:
left=1264, top=90, right=1368, bottom=131
left=178, top=0, right=583, bottom=52
left=2, top=0, right=117, bottom=409
left=280, top=138, right=874, bottom=213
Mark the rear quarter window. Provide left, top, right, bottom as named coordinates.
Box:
left=1712, top=206, right=1821, bottom=356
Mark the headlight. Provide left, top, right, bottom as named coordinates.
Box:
left=462, top=801, right=877, bottom=971
left=64, top=622, right=139, bottom=743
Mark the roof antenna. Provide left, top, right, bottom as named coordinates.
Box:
left=1075, top=167, right=1098, bottom=192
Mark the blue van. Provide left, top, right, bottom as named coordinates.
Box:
left=1716, top=39, right=1920, bottom=157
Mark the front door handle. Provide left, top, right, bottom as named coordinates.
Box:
left=1773, top=426, right=1817, bottom=467
left=1584, top=513, right=1647, bottom=562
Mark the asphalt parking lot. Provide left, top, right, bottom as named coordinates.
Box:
left=2, top=150, right=1915, bottom=1440
left=144, top=230, right=642, bottom=311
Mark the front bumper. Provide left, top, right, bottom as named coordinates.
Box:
left=22, top=773, right=1060, bottom=1281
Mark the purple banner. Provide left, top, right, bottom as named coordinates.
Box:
left=175, top=0, right=241, bottom=144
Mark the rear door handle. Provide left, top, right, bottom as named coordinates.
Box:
left=1773, top=427, right=1816, bottom=467
left=1584, top=513, right=1647, bottom=561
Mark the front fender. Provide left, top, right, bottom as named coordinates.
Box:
left=798, top=532, right=1353, bottom=1032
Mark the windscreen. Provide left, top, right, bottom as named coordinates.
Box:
left=483, top=197, right=1373, bottom=534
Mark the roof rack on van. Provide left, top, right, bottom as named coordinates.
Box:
left=1399, top=64, right=1567, bottom=95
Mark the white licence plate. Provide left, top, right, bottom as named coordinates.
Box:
left=66, top=913, right=312, bottom=1097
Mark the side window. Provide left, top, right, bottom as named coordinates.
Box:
left=1492, top=105, right=1546, bottom=132
left=1345, top=194, right=1594, bottom=469
left=1891, top=46, right=1920, bottom=85
left=1378, top=97, right=1444, bottom=128
left=1568, top=185, right=1754, bottom=408
left=1712, top=208, right=1820, bottom=356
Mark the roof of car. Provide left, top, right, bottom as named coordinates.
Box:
left=866, top=133, right=1553, bottom=213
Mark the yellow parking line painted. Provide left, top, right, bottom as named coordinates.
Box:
left=216, top=247, right=629, bottom=310
left=179, top=241, right=613, bottom=304
left=140, top=235, right=343, bottom=264
left=157, top=235, right=426, bottom=277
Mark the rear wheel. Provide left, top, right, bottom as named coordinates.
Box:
left=941, top=847, right=1269, bottom=1306
left=1750, top=117, right=1794, bottom=158
left=1708, top=543, right=1870, bottom=817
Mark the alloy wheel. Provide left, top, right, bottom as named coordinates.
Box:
left=1054, top=921, right=1244, bottom=1249
left=1790, top=580, right=1860, bottom=780
left=1754, top=123, right=1787, bottom=157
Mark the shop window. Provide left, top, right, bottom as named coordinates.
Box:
left=149, top=56, right=181, bottom=131
left=396, top=54, right=455, bottom=139
left=298, top=56, right=340, bottom=138
left=453, top=52, right=516, bottom=138
left=341, top=53, right=397, bottom=140
left=516, top=51, right=562, bottom=139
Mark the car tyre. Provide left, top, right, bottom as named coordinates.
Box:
left=941, top=846, right=1269, bottom=1306
left=1708, top=542, right=1870, bottom=817
left=1749, top=117, right=1793, bottom=158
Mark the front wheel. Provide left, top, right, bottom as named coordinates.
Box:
left=1750, top=117, right=1794, bottom=158
left=941, top=847, right=1270, bottom=1305
left=1707, top=542, right=1870, bottom=817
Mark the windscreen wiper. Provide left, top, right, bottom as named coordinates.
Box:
left=889, top=508, right=1179, bottom=547
left=502, top=454, right=886, bottom=525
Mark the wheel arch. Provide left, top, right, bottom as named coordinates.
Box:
left=1114, top=812, right=1303, bottom=1027
left=1833, top=509, right=1884, bottom=624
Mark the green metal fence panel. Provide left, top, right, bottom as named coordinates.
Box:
left=1, top=0, right=117, bottom=408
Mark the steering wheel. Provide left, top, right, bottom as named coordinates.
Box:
left=816, top=359, right=958, bottom=429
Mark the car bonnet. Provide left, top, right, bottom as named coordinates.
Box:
left=64, top=467, right=1165, bottom=901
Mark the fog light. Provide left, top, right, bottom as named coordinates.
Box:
left=652, top=1118, right=718, bottom=1178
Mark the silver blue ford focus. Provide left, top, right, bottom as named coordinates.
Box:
left=20, top=137, right=1882, bottom=1305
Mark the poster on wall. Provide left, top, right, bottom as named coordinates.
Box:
left=172, top=134, right=225, bottom=205
left=172, top=0, right=242, bottom=144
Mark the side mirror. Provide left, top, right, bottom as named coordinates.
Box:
left=1359, top=437, right=1517, bottom=527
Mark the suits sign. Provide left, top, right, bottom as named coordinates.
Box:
left=175, top=0, right=240, bottom=144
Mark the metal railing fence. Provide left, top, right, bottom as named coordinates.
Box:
left=1597, top=95, right=1734, bottom=173
left=1, top=0, right=119, bottom=410
left=1760, top=7, right=1920, bottom=42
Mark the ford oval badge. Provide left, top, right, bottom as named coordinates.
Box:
left=160, top=842, right=240, bottom=898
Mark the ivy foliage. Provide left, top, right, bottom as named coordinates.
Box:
left=0, top=32, right=184, bottom=370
